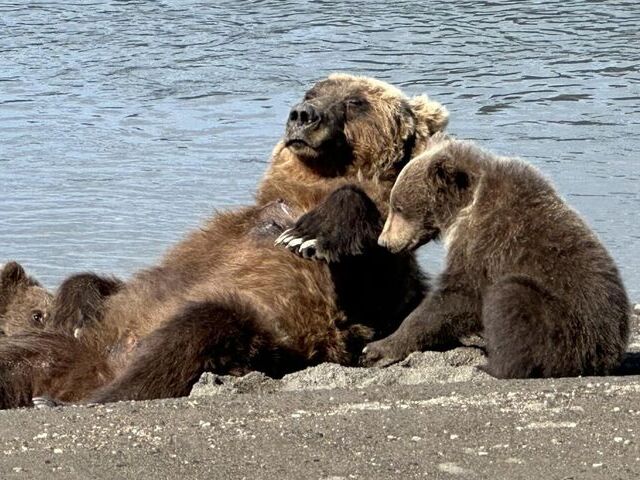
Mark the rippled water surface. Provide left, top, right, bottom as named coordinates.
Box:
left=1, top=0, right=639, bottom=298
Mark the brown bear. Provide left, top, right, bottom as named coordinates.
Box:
left=0, top=262, right=53, bottom=336
left=51, top=273, right=124, bottom=339
left=0, top=261, right=122, bottom=339
left=0, top=74, right=448, bottom=408
left=0, top=267, right=126, bottom=407
left=362, top=134, right=630, bottom=378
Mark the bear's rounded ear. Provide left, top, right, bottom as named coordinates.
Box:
left=1, top=262, right=28, bottom=289
left=0, top=262, right=29, bottom=316
left=431, top=158, right=470, bottom=191
left=409, top=95, right=449, bottom=136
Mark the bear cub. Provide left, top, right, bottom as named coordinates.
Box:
left=0, top=262, right=53, bottom=336
left=363, top=134, right=630, bottom=378
left=0, top=261, right=122, bottom=339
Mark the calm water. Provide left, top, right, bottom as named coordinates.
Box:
left=0, top=0, right=639, bottom=299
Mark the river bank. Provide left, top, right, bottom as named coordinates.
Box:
left=0, top=305, right=638, bottom=478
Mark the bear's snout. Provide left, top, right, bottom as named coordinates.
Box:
left=379, top=211, right=417, bottom=254
left=287, top=101, right=322, bottom=130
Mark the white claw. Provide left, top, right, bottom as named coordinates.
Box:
left=362, top=346, right=369, bottom=354
left=285, top=235, right=298, bottom=245
left=275, top=229, right=293, bottom=245
left=315, top=249, right=330, bottom=262
left=300, top=239, right=317, bottom=251
left=33, top=396, right=54, bottom=409
left=277, top=235, right=293, bottom=246
left=287, top=237, right=304, bottom=248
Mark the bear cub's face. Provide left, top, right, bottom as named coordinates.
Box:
left=379, top=137, right=476, bottom=253
left=0, top=262, right=53, bottom=336
left=284, top=73, right=448, bottom=179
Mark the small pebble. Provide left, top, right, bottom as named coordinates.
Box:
left=633, top=303, right=640, bottom=315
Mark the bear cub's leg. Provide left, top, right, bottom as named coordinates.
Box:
left=277, top=185, right=383, bottom=262
left=481, top=274, right=580, bottom=379
left=362, top=280, right=481, bottom=367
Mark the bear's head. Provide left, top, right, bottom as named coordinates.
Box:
left=279, top=73, right=449, bottom=180
left=379, top=134, right=482, bottom=253
left=50, top=273, right=124, bottom=338
left=0, top=261, right=53, bottom=336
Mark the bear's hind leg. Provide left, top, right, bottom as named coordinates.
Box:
left=482, top=274, right=580, bottom=379
left=89, top=295, right=295, bottom=404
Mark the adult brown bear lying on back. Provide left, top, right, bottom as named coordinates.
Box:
left=0, top=74, right=448, bottom=408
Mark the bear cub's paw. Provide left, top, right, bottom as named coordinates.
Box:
left=275, top=185, right=382, bottom=262
left=32, top=396, right=65, bottom=409
left=360, top=337, right=407, bottom=368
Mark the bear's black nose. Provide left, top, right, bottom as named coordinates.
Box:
left=288, top=102, right=321, bottom=129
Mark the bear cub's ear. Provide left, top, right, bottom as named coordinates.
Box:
left=0, top=262, right=30, bottom=290
left=432, top=158, right=471, bottom=191
left=0, top=262, right=32, bottom=316
left=410, top=95, right=449, bottom=136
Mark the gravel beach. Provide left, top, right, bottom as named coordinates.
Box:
left=1, top=305, right=639, bottom=479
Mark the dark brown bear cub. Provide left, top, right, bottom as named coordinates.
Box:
left=363, top=135, right=630, bottom=378
left=0, top=262, right=53, bottom=336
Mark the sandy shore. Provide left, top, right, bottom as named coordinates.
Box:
left=0, top=306, right=638, bottom=479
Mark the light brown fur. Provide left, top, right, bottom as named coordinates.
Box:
left=0, top=262, right=53, bottom=336
left=1, top=74, right=448, bottom=407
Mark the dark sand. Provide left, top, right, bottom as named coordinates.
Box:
left=1, top=306, right=638, bottom=479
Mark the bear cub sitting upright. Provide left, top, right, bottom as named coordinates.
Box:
left=363, top=134, right=630, bottom=378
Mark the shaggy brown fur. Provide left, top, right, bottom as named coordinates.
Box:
left=0, top=268, right=127, bottom=407
left=51, top=273, right=124, bottom=338
left=1, top=74, right=448, bottom=408
left=363, top=135, right=630, bottom=378
left=0, top=262, right=53, bottom=336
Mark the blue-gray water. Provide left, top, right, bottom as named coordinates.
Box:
left=1, top=1, right=639, bottom=299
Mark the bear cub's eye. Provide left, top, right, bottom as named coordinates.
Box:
left=346, top=97, right=367, bottom=108
left=31, top=310, right=44, bottom=324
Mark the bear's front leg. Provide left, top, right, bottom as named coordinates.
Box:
left=361, top=284, right=481, bottom=367
left=275, top=185, right=383, bottom=262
